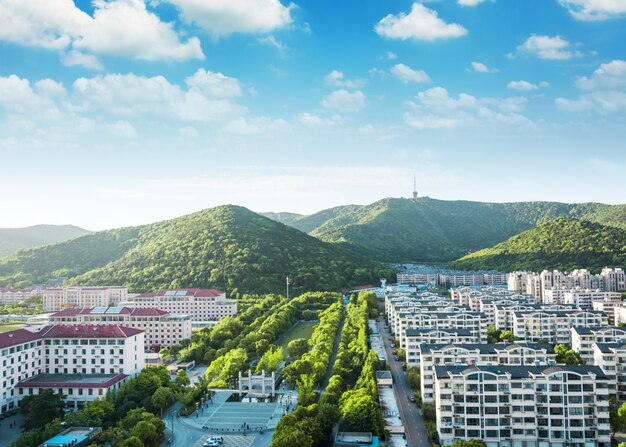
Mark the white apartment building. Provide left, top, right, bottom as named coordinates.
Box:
left=43, top=286, right=128, bottom=312
left=0, top=288, right=35, bottom=305
left=563, top=290, right=622, bottom=310
left=434, top=365, right=611, bottom=447
left=493, top=304, right=576, bottom=332
left=404, top=329, right=481, bottom=367
left=613, top=305, right=626, bottom=326
left=601, top=268, right=626, bottom=292
left=1, top=324, right=144, bottom=414
left=571, top=326, right=626, bottom=364
left=593, top=343, right=626, bottom=403
left=419, top=343, right=556, bottom=403
left=507, top=272, right=542, bottom=299
left=49, top=307, right=192, bottom=350
left=397, top=311, right=488, bottom=348
left=131, top=289, right=237, bottom=325
left=513, top=310, right=608, bottom=344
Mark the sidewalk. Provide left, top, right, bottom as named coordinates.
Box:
left=0, top=413, right=24, bottom=447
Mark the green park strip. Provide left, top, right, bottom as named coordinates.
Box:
left=276, top=321, right=317, bottom=359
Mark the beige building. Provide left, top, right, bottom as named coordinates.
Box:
left=43, top=286, right=128, bottom=312
left=49, top=307, right=192, bottom=350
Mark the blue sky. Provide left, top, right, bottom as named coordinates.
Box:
left=1, top=0, right=626, bottom=230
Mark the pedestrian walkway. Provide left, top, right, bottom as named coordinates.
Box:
left=0, top=412, right=24, bottom=447
left=193, top=435, right=254, bottom=447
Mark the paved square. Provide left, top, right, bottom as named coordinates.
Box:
left=200, top=402, right=279, bottom=431
left=193, top=435, right=254, bottom=447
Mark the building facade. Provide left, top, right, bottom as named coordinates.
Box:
left=43, top=286, right=128, bottom=312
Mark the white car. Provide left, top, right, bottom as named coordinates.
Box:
left=208, top=437, right=224, bottom=443
left=203, top=441, right=219, bottom=447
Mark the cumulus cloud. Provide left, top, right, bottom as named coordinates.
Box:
left=507, top=80, right=550, bottom=91
left=322, top=90, right=367, bottom=112
left=185, top=69, right=243, bottom=98
left=517, top=35, right=582, bottom=60
left=470, top=61, right=497, bottom=73
left=375, top=3, right=467, bottom=41
left=390, top=64, right=431, bottom=83
left=294, top=112, right=342, bottom=127
left=257, top=35, right=288, bottom=55
left=559, top=0, right=626, bottom=21
left=0, top=0, right=204, bottom=63
left=458, top=0, right=492, bottom=5
left=324, top=70, right=366, bottom=89
left=61, top=50, right=104, bottom=70
left=575, top=60, right=626, bottom=90
left=404, top=86, right=533, bottom=130
left=106, top=120, right=138, bottom=138
left=556, top=59, right=626, bottom=113
left=168, top=0, right=294, bottom=37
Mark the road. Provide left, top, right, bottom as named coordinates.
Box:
left=377, top=319, right=432, bottom=447
left=161, top=401, right=205, bottom=447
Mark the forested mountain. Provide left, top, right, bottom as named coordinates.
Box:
left=0, top=206, right=390, bottom=295
left=264, top=197, right=613, bottom=262
left=0, top=224, right=90, bottom=258
left=449, top=218, right=626, bottom=272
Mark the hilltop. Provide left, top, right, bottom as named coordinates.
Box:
left=0, top=224, right=90, bottom=258
left=449, top=218, right=626, bottom=272
left=264, top=197, right=614, bottom=262
left=0, top=205, right=389, bottom=295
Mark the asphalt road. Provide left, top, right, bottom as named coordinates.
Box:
left=377, top=319, right=432, bottom=447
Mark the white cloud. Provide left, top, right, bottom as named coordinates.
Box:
left=575, top=60, right=626, bottom=90
left=559, top=0, right=626, bottom=21
left=322, top=90, right=367, bottom=112
left=385, top=51, right=398, bottom=60
left=517, top=35, right=582, bottom=60
left=375, top=3, right=467, bottom=41
left=324, top=70, right=366, bottom=89
left=390, top=64, right=431, bottom=83
left=185, top=69, right=243, bottom=98
left=106, top=120, right=138, bottom=138
left=294, top=113, right=342, bottom=127
left=61, top=50, right=104, bottom=71
left=257, top=35, right=288, bottom=55
left=458, top=0, right=492, bottom=5
left=0, top=0, right=204, bottom=62
left=405, top=86, right=533, bottom=130
left=168, top=0, right=293, bottom=37
left=507, top=80, right=549, bottom=91
left=179, top=126, right=199, bottom=138
left=470, top=61, right=497, bottom=73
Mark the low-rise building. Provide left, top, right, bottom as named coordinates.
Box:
left=434, top=365, right=611, bottom=447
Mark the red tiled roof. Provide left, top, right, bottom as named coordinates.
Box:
left=51, top=307, right=168, bottom=317
left=41, top=324, right=144, bottom=339
left=136, top=288, right=224, bottom=298
left=0, top=329, right=42, bottom=349
left=129, top=308, right=169, bottom=316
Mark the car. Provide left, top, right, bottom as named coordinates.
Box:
left=408, top=395, right=416, bottom=403
left=390, top=343, right=396, bottom=348
left=203, top=441, right=219, bottom=447
left=208, top=437, right=224, bottom=443
left=202, top=424, right=209, bottom=429
left=394, top=355, right=399, bottom=361
left=392, top=350, right=397, bottom=355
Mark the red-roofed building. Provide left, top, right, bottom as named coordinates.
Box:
left=130, top=289, right=237, bottom=329
left=0, top=324, right=144, bottom=415
left=48, top=306, right=192, bottom=350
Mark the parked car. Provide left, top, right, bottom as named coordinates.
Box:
left=394, top=355, right=399, bottom=361
left=390, top=343, right=396, bottom=348
left=208, top=437, right=224, bottom=444
left=201, top=424, right=209, bottom=429
left=392, top=350, right=397, bottom=355
left=408, top=395, right=416, bottom=403
left=203, top=441, right=219, bottom=447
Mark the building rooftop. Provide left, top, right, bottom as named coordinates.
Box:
left=136, top=288, right=225, bottom=298
left=17, top=373, right=128, bottom=389
left=420, top=342, right=555, bottom=354
left=572, top=326, right=626, bottom=335
left=0, top=328, right=42, bottom=349
left=405, top=328, right=473, bottom=337
left=41, top=324, right=144, bottom=338
left=434, top=364, right=608, bottom=380
left=40, top=426, right=101, bottom=447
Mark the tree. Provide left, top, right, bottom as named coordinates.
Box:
left=422, top=402, right=436, bottom=422
left=287, top=338, right=310, bottom=359
left=555, top=344, right=584, bottom=365
left=339, top=388, right=381, bottom=433
left=118, top=436, right=145, bottom=447
left=487, top=325, right=502, bottom=344
left=499, top=330, right=515, bottom=343
left=132, top=420, right=159, bottom=447
left=175, top=369, right=190, bottom=388
left=271, top=427, right=313, bottom=447
left=159, top=348, right=170, bottom=363
left=256, top=346, right=283, bottom=373
left=296, top=374, right=317, bottom=407
left=19, top=389, right=65, bottom=430
left=151, top=386, right=174, bottom=416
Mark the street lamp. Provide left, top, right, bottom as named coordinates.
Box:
left=195, top=402, right=199, bottom=417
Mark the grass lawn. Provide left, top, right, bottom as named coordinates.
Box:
left=0, top=323, right=24, bottom=333
left=277, top=321, right=317, bottom=358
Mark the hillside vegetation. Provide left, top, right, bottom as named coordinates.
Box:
left=449, top=218, right=626, bottom=272
left=0, top=205, right=389, bottom=295
left=265, top=197, right=612, bottom=262
left=0, top=224, right=90, bottom=258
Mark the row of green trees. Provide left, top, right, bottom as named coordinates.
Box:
left=282, top=301, right=343, bottom=386
left=271, top=291, right=384, bottom=447
left=10, top=366, right=192, bottom=447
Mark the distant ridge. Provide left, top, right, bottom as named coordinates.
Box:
left=0, top=224, right=91, bottom=258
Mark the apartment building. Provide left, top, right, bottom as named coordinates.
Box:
left=601, top=268, right=626, bottom=292
left=513, top=310, right=608, bottom=344
left=593, top=343, right=626, bottom=403
left=434, top=365, right=611, bottom=447
left=49, top=307, right=192, bottom=349
left=43, top=286, right=128, bottom=312
left=419, top=343, right=556, bottom=403
left=563, top=290, right=622, bottom=310
left=1, top=324, right=144, bottom=414
left=493, top=304, right=576, bottom=332
left=404, top=329, right=480, bottom=367
left=508, top=271, right=542, bottom=299
left=131, top=288, right=237, bottom=326
left=0, top=288, right=35, bottom=305
left=397, top=311, right=488, bottom=348
left=571, top=326, right=626, bottom=364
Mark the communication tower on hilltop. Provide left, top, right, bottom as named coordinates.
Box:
left=412, top=171, right=418, bottom=200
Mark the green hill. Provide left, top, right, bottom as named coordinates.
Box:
left=264, top=197, right=611, bottom=262
left=449, top=218, right=626, bottom=272
left=0, top=206, right=388, bottom=295
left=0, top=225, right=91, bottom=258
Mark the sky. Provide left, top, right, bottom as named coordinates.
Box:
left=1, top=0, right=626, bottom=230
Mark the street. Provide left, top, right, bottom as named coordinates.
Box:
left=377, top=319, right=432, bottom=447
